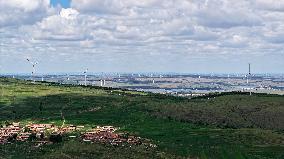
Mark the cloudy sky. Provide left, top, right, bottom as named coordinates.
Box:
left=0, top=0, right=284, bottom=74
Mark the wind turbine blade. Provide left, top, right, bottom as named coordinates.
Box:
left=27, top=58, right=35, bottom=65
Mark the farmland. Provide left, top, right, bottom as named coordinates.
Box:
left=0, top=77, right=284, bottom=159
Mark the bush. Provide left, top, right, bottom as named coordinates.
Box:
left=49, top=134, right=63, bottom=143
left=7, top=134, right=17, bottom=142
left=28, top=133, right=37, bottom=141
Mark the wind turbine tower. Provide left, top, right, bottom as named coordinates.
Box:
left=83, top=69, right=88, bottom=86
left=249, top=63, right=251, bottom=76
left=247, top=63, right=252, bottom=95
left=26, top=58, right=38, bottom=83
left=247, top=63, right=251, bottom=84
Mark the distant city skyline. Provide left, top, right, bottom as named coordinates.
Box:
left=1, top=0, right=284, bottom=74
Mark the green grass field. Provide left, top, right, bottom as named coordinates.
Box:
left=0, top=77, right=283, bottom=159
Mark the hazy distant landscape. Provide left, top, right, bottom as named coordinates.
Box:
left=4, top=73, right=284, bottom=96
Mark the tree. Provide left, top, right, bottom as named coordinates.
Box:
left=28, top=133, right=37, bottom=141
left=40, top=132, right=44, bottom=139
left=39, top=102, right=43, bottom=113
left=7, top=134, right=17, bottom=142
left=4, top=121, right=11, bottom=127
left=49, top=134, right=62, bottom=143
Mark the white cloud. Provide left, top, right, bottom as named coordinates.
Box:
left=194, top=0, right=262, bottom=28
left=1, top=0, right=284, bottom=73
left=253, top=0, right=284, bottom=11
left=21, top=8, right=87, bottom=41
left=263, top=23, right=284, bottom=43
left=0, top=0, right=54, bottom=27
left=71, top=0, right=124, bottom=14
left=60, top=8, right=79, bottom=20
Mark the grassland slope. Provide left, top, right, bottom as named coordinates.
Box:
left=0, top=77, right=283, bottom=159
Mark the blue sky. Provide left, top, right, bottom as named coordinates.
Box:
left=0, top=0, right=284, bottom=74
left=50, top=0, right=70, bottom=8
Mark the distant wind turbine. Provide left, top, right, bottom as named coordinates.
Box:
left=83, top=69, right=88, bottom=86
left=26, top=58, right=38, bottom=82
left=247, top=63, right=252, bottom=95
left=247, top=63, right=251, bottom=84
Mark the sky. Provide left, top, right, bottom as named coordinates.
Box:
left=0, top=0, right=284, bottom=74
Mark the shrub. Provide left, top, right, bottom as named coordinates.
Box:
left=49, top=134, right=63, bottom=143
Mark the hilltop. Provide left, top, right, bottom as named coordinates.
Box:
left=0, top=77, right=283, bottom=159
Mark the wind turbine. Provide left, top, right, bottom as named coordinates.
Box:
left=247, top=63, right=252, bottom=95
left=117, top=73, right=121, bottom=81
left=26, top=58, right=38, bottom=82
left=100, top=72, right=104, bottom=87
left=247, top=63, right=251, bottom=84
left=83, top=69, right=88, bottom=86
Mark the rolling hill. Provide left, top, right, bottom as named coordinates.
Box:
left=0, top=77, right=283, bottom=159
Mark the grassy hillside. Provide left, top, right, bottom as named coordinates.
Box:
left=0, top=77, right=284, bottom=159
